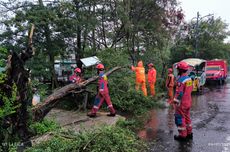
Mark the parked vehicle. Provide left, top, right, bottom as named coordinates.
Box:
left=206, top=59, right=228, bottom=84
left=54, top=59, right=76, bottom=83
left=173, top=58, right=207, bottom=93
left=54, top=56, right=101, bottom=85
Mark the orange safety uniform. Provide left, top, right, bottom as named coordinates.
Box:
left=148, top=65, right=157, bottom=96
left=131, top=61, right=147, bottom=96
left=166, top=68, right=174, bottom=104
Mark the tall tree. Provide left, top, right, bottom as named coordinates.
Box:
left=171, top=17, right=230, bottom=63
left=0, top=0, right=67, bottom=89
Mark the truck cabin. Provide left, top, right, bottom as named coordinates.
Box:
left=54, top=56, right=101, bottom=85
left=206, top=66, right=221, bottom=71
left=173, top=58, right=207, bottom=92
left=173, top=58, right=206, bottom=78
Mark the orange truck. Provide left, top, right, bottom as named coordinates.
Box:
left=206, top=59, right=228, bottom=84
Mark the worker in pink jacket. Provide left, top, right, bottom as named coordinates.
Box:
left=87, top=63, right=116, bottom=118
left=173, top=61, right=193, bottom=141
left=69, top=68, right=82, bottom=84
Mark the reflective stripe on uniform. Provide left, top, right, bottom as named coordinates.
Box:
left=107, top=105, right=113, bottom=108
left=186, top=124, right=192, bottom=127
left=93, top=106, right=99, bottom=109
left=177, top=127, right=186, bottom=130
left=182, top=77, right=191, bottom=83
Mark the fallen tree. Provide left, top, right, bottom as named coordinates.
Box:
left=0, top=22, right=125, bottom=149
left=32, top=66, right=122, bottom=122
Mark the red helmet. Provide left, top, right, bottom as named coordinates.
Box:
left=168, top=68, right=173, bottom=73
left=177, top=61, right=189, bottom=70
left=96, top=63, right=104, bottom=69
left=74, top=68, right=81, bottom=73
left=148, top=63, right=153, bottom=67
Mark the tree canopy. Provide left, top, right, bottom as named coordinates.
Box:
left=1, top=0, right=230, bottom=149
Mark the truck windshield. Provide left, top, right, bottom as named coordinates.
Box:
left=206, top=66, right=220, bottom=71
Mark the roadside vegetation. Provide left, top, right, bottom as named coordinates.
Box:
left=24, top=48, right=163, bottom=151
left=26, top=125, right=147, bottom=152
left=0, top=0, right=230, bottom=151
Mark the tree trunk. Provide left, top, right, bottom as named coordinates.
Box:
left=92, top=4, right=96, bottom=54
left=75, top=26, right=82, bottom=69
left=1, top=46, right=35, bottom=145
left=32, top=66, right=122, bottom=122
left=40, top=0, right=58, bottom=89
left=74, top=1, right=83, bottom=69
left=100, top=5, right=108, bottom=48
left=49, top=52, right=58, bottom=89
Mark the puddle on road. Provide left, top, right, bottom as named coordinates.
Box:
left=138, top=106, right=175, bottom=141
left=138, top=110, right=159, bottom=140
left=138, top=83, right=230, bottom=152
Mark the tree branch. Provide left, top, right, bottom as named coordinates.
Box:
left=32, top=66, right=122, bottom=121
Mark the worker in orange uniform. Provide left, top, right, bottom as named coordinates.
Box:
left=166, top=68, right=174, bottom=104
left=131, top=60, right=147, bottom=96
left=147, top=63, right=157, bottom=96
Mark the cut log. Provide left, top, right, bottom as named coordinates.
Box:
left=32, top=66, right=122, bottom=121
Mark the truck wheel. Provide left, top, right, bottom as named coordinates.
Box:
left=222, top=79, right=225, bottom=84
left=199, top=86, right=204, bottom=95
left=218, top=79, right=222, bottom=85
left=196, top=87, right=199, bottom=94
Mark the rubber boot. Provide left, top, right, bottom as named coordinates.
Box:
left=174, top=135, right=188, bottom=141
left=107, top=113, right=116, bottom=117
left=186, top=133, right=193, bottom=140
left=107, top=106, right=116, bottom=117
left=87, top=113, right=96, bottom=118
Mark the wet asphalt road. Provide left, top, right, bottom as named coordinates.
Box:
left=138, top=81, right=230, bottom=152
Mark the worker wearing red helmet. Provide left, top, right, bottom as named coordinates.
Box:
left=166, top=68, right=174, bottom=104
left=131, top=60, right=147, bottom=96
left=173, top=61, right=193, bottom=141
left=87, top=63, right=116, bottom=117
left=69, top=67, right=82, bottom=84
left=147, top=63, right=157, bottom=96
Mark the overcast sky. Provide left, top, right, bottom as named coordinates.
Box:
left=180, top=0, right=230, bottom=26
left=180, top=0, right=230, bottom=42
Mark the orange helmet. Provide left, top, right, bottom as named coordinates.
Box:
left=177, top=61, right=189, bottom=70
left=168, top=68, right=173, bottom=73
left=148, top=63, right=153, bottom=67
left=96, top=63, right=104, bottom=69
left=74, top=68, right=81, bottom=73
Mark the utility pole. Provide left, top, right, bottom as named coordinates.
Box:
left=194, top=12, right=200, bottom=57
left=193, top=12, right=214, bottom=58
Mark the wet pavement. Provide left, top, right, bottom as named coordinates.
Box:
left=138, top=81, right=230, bottom=152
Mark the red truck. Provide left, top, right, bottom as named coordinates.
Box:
left=206, top=59, right=228, bottom=84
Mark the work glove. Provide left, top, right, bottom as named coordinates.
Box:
left=99, top=89, right=105, bottom=97
left=173, top=98, right=181, bottom=107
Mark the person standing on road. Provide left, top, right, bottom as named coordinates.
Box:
left=131, top=60, right=147, bottom=96
left=147, top=63, right=157, bottom=97
left=87, top=63, right=116, bottom=118
left=173, top=61, right=193, bottom=141
left=166, top=68, right=174, bottom=104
